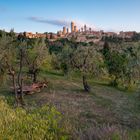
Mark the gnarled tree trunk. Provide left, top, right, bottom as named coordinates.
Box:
left=33, top=71, right=37, bottom=83
left=17, top=49, right=24, bottom=106
left=82, top=75, right=90, bottom=92
left=111, top=76, right=118, bottom=87
left=11, top=73, right=19, bottom=106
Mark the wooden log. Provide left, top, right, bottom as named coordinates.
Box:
left=10, top=82, right=48, bottom=95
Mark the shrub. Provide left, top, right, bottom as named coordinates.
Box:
left=0, top=97, right=68, bottom=140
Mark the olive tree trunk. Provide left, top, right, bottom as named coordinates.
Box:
left=11, top=73, right=19, bottom=106
left=17, top=49, right=24, bottom=106
left=82, top=75, right=90, bottom=92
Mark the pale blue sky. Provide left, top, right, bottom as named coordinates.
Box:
left=0, top=0, right=140, bottom=33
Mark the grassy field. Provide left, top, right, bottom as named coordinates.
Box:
left=0, top=71, right=140, bottom=139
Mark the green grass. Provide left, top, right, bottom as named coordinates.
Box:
left=0, top=70, right=140, bottom=139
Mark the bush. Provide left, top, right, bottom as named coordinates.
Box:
left=0, top=97, right=68, bottom=140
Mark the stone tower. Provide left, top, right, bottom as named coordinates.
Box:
left=63, top=27, right=66, bottom=35
left=71, top=21, right=75, bottom=33
left=84, top=24, right=87, bottom=32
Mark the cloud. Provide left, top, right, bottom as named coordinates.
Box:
left=28, top=16, right=70, bottom=27
left=28, top=16, right=99, bottom=32
left=28, top=16, right=96, bottom=28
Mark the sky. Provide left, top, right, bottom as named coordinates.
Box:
left=0, top=0, right=140, bottom=33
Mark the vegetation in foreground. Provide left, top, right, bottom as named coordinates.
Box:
left=0, top=96, right=69, bottom=140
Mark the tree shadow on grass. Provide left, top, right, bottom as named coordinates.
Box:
left=92, top=81, right=130, bottom=93
left=45, top=71, right=64, bottom=77
left=0, top=87, right=14, bottom=106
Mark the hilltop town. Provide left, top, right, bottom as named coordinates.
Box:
left=17, top=21, right=139, bottom=43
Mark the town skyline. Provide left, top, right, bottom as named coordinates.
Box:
left=0, top=0, right=140, bottom=33
left=21, top=21, right=137, bottom=44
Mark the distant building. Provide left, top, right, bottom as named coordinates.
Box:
left=24, top=32, right=33, bottom=38
left=57, top=31, right=62, bottom=37
left=67, top=28, right=69, bottom=34
left=74, top=26, right=77, bottom=32
left=89, top=28, right=92, bottom=33
left=119, top=31, right=136, bottom=38
left=81, top=27, right=83, bottom=32
left=50, top=33, right=58, bottom=39
left=23, top=32, right=47, bottom=38
left=46, top=33, right=51, bottom=39
left=71, top=21, right=75, bottom=32
left=84, top=25, right=87, bottom=32
left=63, top=27, right=66, bottom=35
left=106, top=32, right=117, bottom=37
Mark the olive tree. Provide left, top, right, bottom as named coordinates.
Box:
left=25, top=38, right=48, bottom=83
left=70, top=45, right=103, bottom=92
left=123, top=44, right=140, bottom=89
left=102, top=41, right=140, bottom=89
left=0, top=31, right=27, bottom=106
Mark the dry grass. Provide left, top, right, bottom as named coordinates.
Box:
left=1, top=73, right=139, bottom=139
left=23, top=75, right=140, bottom=139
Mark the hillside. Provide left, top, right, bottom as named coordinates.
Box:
left=1, top=71, right=140, bottom=139
left=0, top=29, right=140, bottom=139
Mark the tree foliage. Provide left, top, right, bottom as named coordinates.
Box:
left=25, top=38, right=48, bottom=83
left=59, top=44, right=104, bottom=92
